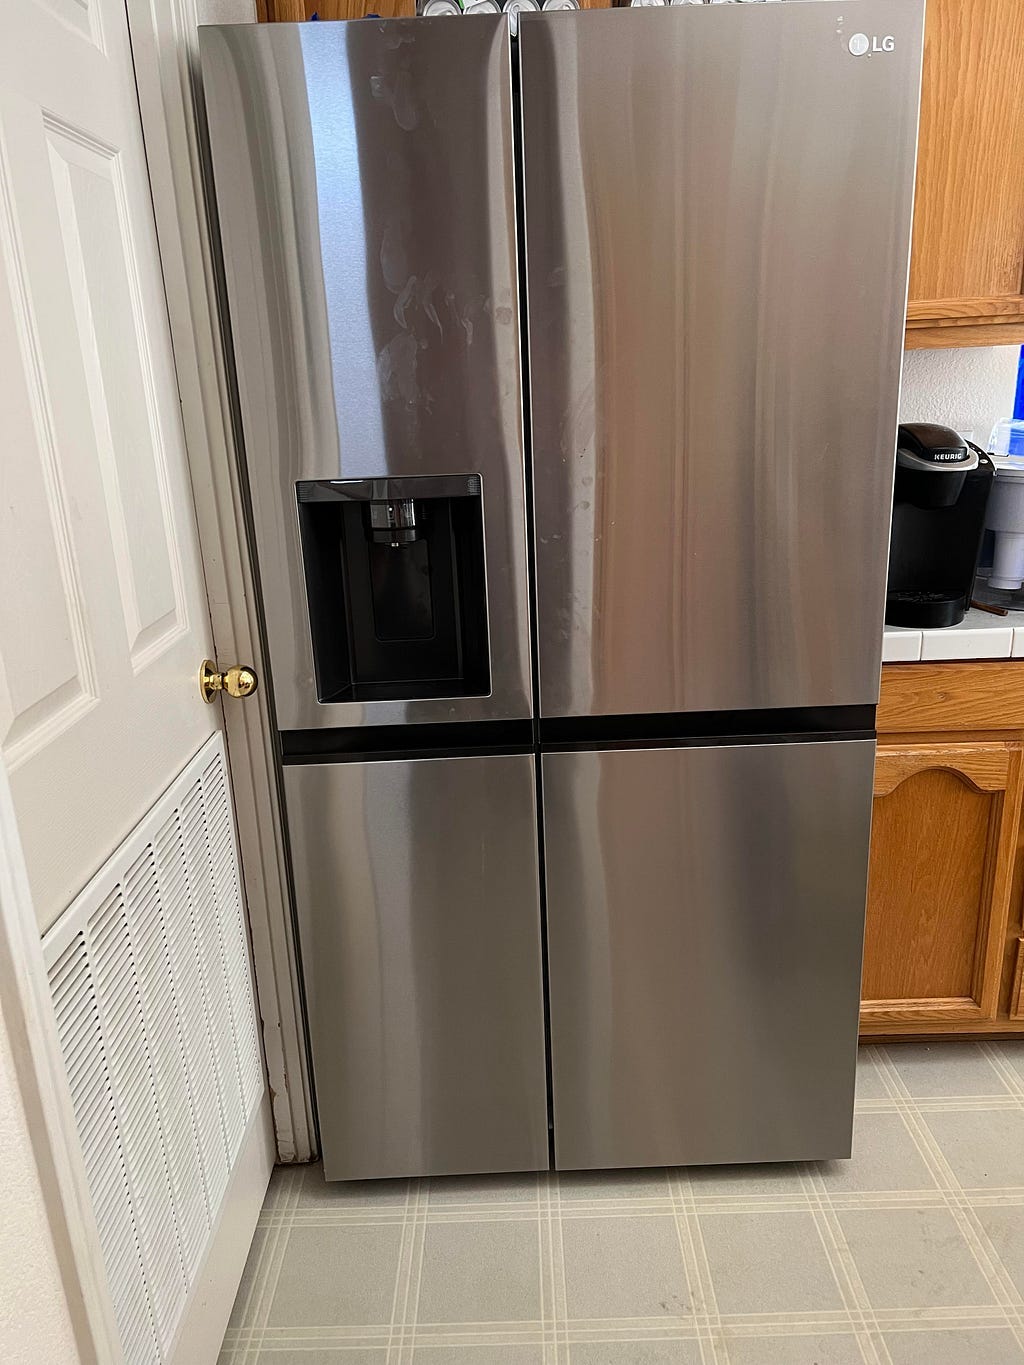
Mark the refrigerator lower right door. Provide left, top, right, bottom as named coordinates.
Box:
left=542, top=739, right=875, bottom=1170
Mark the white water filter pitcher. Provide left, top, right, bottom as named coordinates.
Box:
left=986, top=420, right=1024, bottom=591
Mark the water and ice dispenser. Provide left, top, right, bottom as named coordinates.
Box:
left=296, top=476, right=491, bottom=705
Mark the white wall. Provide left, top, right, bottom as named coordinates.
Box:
left=195, top=0, right=256, bottom=21
left=0, top=997, right=78, bottom=1365
left=900, top=345, right=1021, bottom=447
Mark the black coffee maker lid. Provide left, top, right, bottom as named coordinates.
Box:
left=897, top=423, right=978, bottom=473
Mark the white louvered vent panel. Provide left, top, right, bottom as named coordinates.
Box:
left=123, top=851, right=203, bottom=1299
left=153, top=810, right=230, bottom=1216
left=43, top=734, right=264, bottom=1365
left=48, top=935, right=159, bottom=1365
left=201, top=756, right=264, bottom=1111
left=90, top=890, right=187, bottom=1351
left=180, top=782, right=245, bottom=1145
left=123, top=846, right=207, bottom=1287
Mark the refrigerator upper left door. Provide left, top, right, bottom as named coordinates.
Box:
left=199, top=19, right=532, bottom=730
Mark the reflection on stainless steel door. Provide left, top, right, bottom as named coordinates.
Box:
left=542, top=740, right=875, bottom=1170
left=285, top=754, right=548, bottom=1180
left=520, top=1, right=923, bottom=717
left=200, top=20, right=531, bottom=729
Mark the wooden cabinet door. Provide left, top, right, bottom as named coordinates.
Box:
left=258, top=0, right=613, bottom=17
left=258, top=1, right=416, bottom=18
left=861, top=742, right=1024, bottom=1029
left=906, top=0, right=1024, bottom=348
left=1011, top=938, right=1024, bottom=1021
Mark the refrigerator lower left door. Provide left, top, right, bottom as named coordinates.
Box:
left=284, top=754, right=549, bottom=1180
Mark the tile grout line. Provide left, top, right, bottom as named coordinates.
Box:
left=224, top=1172, right=281, bottom=1349
left=551, top=1172, right=570, bottom=1364
left=800, top=1158, right=889, bottom=1365
left=385, top=1178, right=417, bottom=1365
left=254, top=1187, right=1024, bottom=1222
left=240, top=1163, right=301, bottom=1363
left=540, top=1173, right=559, bottom=1365
left=986, top=1054, right=1024, bottom=1355
left=874, top=1047, right=1024, bottom=1346
left=875, top=1049, right=1021, bottom=1299
left=980, top=1041, right=1024, bottom=1105
left=670, top=1165, right=724, bottom=1364
left=231, top=1306, right=1022, bottom=1348
left=665, top=1168, right=703, bottom=1359
left=232, top=1170, right=286, bottom=1360
left=234, top=1166, right=289, bottom=1362
left=855, top=1095, right=1022, bottom=1113
left=399, top=1178, right=429, bottom=1363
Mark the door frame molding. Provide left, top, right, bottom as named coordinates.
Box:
left=124, top=0, right=315, bottom=1162
left=0, top=5, right=300, bottom=1356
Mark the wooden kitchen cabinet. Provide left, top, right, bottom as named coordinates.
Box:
left=906, top=0, right=1024, bottom=348
left=258, top=0, right=612, bottom=19
left=862, top=663, right=1024, bottom=1038
left=862, top=741, right=1022, bottom=1028
left=257, top=0, right=415, bottom=18
left=1012, top=938, right=1024, bottom=1019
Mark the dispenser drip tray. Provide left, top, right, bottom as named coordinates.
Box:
left=885, top=590, right=966, bottom=629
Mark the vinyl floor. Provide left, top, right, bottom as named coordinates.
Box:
left=220, top=1042, right=1024, bottom=1365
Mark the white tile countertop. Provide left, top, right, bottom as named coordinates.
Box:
left=883, top=607, right=1024, bottom=663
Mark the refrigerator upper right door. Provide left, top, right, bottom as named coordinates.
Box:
left=520, top=0, right=924, bottom=719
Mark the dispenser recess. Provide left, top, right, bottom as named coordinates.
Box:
left=297, top=477, right=490, bottom=705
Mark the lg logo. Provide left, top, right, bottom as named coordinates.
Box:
left=848, top=32, right=896, bottom=56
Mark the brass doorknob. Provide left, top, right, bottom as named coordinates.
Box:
left=199, top=659, right=259, bottom=704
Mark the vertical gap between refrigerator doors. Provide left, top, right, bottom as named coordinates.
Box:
left=511, top=34, right=555, bottom=1170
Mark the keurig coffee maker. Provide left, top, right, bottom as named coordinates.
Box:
left=885, top=423, right=994, bottom=628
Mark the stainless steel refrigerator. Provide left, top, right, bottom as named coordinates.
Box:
left=200, top=0, right=923, bottom=1180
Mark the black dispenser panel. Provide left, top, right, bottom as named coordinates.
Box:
left=297, top=477, right=491, bottom=705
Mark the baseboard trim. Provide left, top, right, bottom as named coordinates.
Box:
left=169, top=1099, right=275, bottom=1365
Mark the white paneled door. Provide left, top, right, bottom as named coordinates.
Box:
left=0, top=1, right=271, bottom=1362
left=0, top=0, right=217, bottom=930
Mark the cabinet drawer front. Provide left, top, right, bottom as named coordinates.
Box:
left=542, top=740, right=875, bottom=1171
left=879, top=663, right=1024, bottom=734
